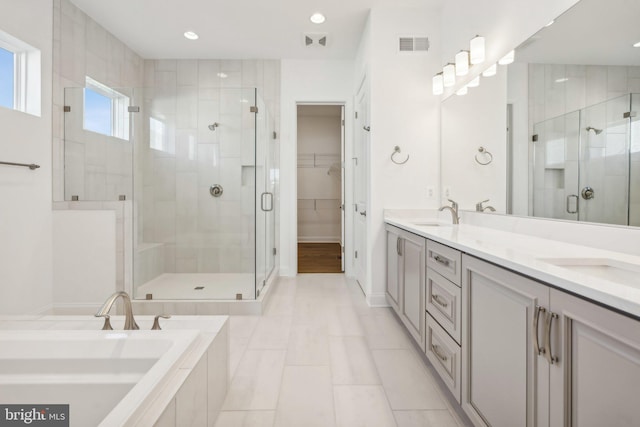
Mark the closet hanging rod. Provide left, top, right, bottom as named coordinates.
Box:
left=0, top=161, right=40, bottom=170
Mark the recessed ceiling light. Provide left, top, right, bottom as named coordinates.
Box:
left=184, top=31, right=199, bottom=40
left=633, top=41, right=640, bottom=48
left=310, top=13, right=326, bottom=24
left=555, top=78, right=569, bottom=83
left=545, top=20, right=555, bottom=27
left=217, top=72, right=228, bottom=79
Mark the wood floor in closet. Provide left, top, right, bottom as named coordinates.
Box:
left=297, top=243, right=343, bottom=273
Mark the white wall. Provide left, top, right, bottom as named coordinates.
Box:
left=440, top=0, right=579, bottom=95
left=53, top=210, right=116, bottom=312
left=366, top=3, right=443, bottom=305
left=0, top=0, right=53, bottom=314
left=279, top=60, right=355, bottom=276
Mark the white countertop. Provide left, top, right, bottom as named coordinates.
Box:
left=385, top=216, right=640, bottom=319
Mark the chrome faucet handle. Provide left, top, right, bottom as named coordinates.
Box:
left=95, top=314, right=113, bottom=331
left=151, top=315, right=171, bottom=330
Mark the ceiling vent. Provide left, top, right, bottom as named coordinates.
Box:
left=399, top=36, right=430, bottom=53
left=303, top=33, right=329, bottom=48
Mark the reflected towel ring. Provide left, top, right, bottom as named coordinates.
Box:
left=391, top=146, right=409, bottom=165
left=475, top=146, right=493, bottom=165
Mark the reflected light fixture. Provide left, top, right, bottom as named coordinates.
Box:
left=217, top=72, right=228, bottom=78
left=467, top=76, right=480, bottom=88
left=310, top=13, right=326, bottom=24
left=634, top=41, right=640, bottom=48
left=455, top=50, right=470, bottom=76
left=432, top=73, right=444, bottom=95
left=456, top=86, right=468, bottom=96
left=183, top=31, right=199, bottom=40
left=443, top=63, right=456, bottom=87
left=470, top=35, right=485, bottom=65
left=482, top=63, right=497, bottom=77
left=545, top=20, right=555, bottom=27
left=498, top=50, right=515, bottom=65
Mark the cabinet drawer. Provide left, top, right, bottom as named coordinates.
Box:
left=426, top=313, right=461, bottom=403
left=426, top=268, right=461, bottom=344
left=426, top=240, right=461, bottom=286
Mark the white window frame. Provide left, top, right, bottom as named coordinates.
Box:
left=0, top=29, right=41, bottom=116
left=84, top=76, right=130, bottom=141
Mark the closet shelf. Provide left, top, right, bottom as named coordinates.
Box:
left=297, top=153, right=341, bottom=169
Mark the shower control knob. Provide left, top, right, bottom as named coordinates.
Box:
left=210, top=184, right=223, bottom=197
left=581, top=186, right=594, bottom=200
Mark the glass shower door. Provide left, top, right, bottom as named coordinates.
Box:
left=630, top=94, right=640, bottom=227
left=578, top=94, right=630, bottom=225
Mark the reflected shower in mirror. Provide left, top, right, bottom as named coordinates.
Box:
left=440, top=0, right=640, bottom=227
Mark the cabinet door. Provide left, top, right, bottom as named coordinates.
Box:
left=549, top=290, right=640, bottom=427
left=385, top=228, right=401, bottom=313
left=400, top=231, right=425, bottom=350
left=462, top=255, right=549, bottom=427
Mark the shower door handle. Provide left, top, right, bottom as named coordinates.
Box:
left=566, top=194, right=578, bottom=214
left=261, top=192, right=274, bottom=212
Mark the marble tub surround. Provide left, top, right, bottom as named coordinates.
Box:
left=385, top=211, right=640, bottom=318
left=0, top=315, right=229, bottom=427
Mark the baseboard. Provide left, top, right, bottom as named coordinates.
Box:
left=367, top=292, right=390, bottom=307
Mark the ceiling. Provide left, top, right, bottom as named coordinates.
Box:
left=70, top=0, right=386, bottom=60
left=515, top=0, right=640, bottom=66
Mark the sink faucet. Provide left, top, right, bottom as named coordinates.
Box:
left=95, top=291, right=139, bottom=330
left=439, top=198, right=459, bottom=224
left=476, top=199, right=496, bottom=212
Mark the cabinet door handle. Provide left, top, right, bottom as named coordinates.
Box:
left=433, top=254, right=450, bottom=267
left=431, top=344, right=449, bottom=362
left=432, top=294, right=449, bottom=308
left=397, top=237, right=402, bottom=256
left=544, top=311, right=559, bottom=365
left=533, top=305, right=546, bottom=356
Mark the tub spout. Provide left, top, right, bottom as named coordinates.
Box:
left=95, top=291, right=139, bottom=330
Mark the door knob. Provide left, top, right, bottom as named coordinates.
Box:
left=581, top=186, right=594, bottom=200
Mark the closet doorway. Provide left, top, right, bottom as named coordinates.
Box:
left=297, top=104, right=345, bottom=273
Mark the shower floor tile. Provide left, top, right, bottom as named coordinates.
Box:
left=136, top=273, right=255, bottom=300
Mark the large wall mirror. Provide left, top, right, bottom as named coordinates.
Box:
left=441, top=0, right=640, bottom=227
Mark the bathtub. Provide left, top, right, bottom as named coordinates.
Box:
left=0, top=329, right=199, bottom=427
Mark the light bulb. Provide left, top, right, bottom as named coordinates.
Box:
left=482, top=63, right=497, bottom=77
left=455, top=50, right=469, bottom=76
left=432, top=73, right=444, bottom=95
left=456, top=86, right=468, bottom=96
left=470, top=35, right=485, bottom=65
left=498, top=50, right=515, bottom=65
left=443, top=63, right=456, bottom=87
left=467, top=76, right=480, bottom=87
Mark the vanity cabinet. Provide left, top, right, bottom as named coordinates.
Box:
left=385, top=224, right=425, bottom=350
left=462, top=255, right=549, bottom=427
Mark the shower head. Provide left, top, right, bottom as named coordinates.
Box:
left=586, top=126, right=603, bottom=135
left=208, top=123, right=219, bottom=131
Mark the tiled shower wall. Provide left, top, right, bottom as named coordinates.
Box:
left=525, top=64, right=640, bottom=225
left=136, top=59, right=280, bottom=285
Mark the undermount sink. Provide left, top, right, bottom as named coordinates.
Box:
left=410, top=221, right=448, bottom=227
left=538, top=257, right=640, bottom=288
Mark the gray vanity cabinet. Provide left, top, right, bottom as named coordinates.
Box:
left=548, top=289, right=640, bottom=427
left=385, top=224, right=426, bottom=350
left=462, top=255, right=550, bottom=427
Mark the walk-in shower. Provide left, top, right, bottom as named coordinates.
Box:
left=532, top=93, right=639, bottom=226
left=63, top=75, right=278, bottom=304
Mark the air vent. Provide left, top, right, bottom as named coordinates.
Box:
left=303, top=33, right=329, bottom=48
left=399, top=36, right=430, bottom=53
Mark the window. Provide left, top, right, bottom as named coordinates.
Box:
left=0, top=29, right=41, bottom=116
left=83, top=77, right=130, bottom=140
left=0, top=47, right=14, bottom=109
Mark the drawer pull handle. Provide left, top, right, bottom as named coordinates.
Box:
left=433, top=254, right=450, bottom=267
left=533, top=305, right=546, bottom=356
left=431, top=344, right=449, bottom=362
left=544, top=311, right=559, bottom=365
left=432, top=294, right=449, bottom=308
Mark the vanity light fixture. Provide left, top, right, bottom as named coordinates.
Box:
left=456, top=86, right=468, bottom=96
left=469, top=35, right=485, bottom=65
left=455, top=50, right=470, bottom=76
left=432, top=72, right=444, bottom=95
left=183, top=31, right=199, bottom=40
left=634, top=41, right=640, bottom=48
left=467, top=75, right=480, bottom=87
left=310, top=13, right=326, bottom=24
left=498, top=50, right=515, bottom=65
left=443, top=63, right=456, bottom=87
left=482, top=63, right=497, bottom=77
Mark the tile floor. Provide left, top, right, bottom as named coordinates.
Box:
left=214, top=274, right=469, bottom=427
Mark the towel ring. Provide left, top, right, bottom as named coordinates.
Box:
left=475, top=146, right=493, bottom=165
left=391, top=146, right=409, bottom=165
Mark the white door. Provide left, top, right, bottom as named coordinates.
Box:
left=340, top=105, right=346, bottom=272
left=353, top=78, right=369, bottom=292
